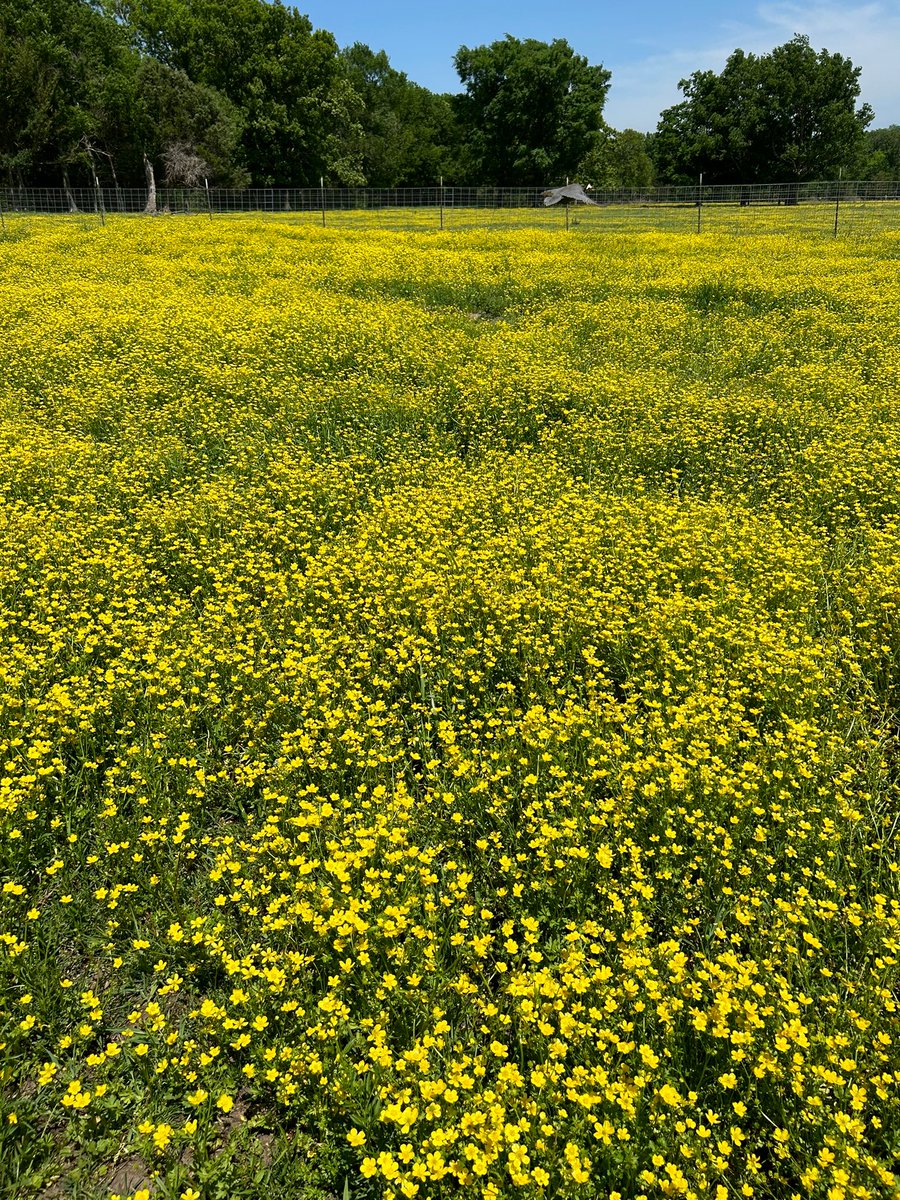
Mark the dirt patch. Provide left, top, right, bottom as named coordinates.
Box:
left=98, top=1153, right=153, bottom=1196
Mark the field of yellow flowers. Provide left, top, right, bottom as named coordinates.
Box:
left=1, top=216, right=900, bottom=1200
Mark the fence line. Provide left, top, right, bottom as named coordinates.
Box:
left=2, top=181, right=899, bottom=234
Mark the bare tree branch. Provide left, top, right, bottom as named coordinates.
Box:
left=162, top=144, right=211, bottom=187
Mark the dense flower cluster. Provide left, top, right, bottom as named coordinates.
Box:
left=0, top=218, right=899, bottom=1199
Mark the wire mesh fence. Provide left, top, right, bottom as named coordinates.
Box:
left=2, top=181, right=899, bottom=236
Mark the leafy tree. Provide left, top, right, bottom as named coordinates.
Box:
left=861, top=126, right=900, bottom=181
left=578, top=126, right=654, bottom=189
left=131, top=57, right=246, bottom=185
left=339, top=43, right=459, bottom=186
left=653, top=35, right=872, bottom=184
left=0, top=0, right=60, bottom=182
left=453, top=35, right=610, bottom=185
left=114, top=0, right=364, bottom=183
left=0, top=0, right=137, bottom=187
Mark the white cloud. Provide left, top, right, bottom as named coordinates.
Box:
left=604, top=1, right=900, bottom=131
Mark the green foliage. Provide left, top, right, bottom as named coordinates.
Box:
left=0, top=3, right=886, bottom=194
left=453, top=35, right=610, bottom=185
left=115, top=0, right=364, bottom=184
left=0, top=0, right=137, bottom=181
left=129, top=57, right=247, bottom=185
left=653, top=35, right=873, bottom=184
left=339, top=43, right=460, bottom=186
left=0, top=0, right=250, bottom=186
left=577, top=126, right=654, bottom=189
left=860, top=125, right=900, bottom=181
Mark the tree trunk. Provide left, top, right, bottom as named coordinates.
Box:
left=62, top=166, right=78, bottom=213
left=143, top=154, right=157, bottom=215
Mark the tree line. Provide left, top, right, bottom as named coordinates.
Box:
left=2, top=0, right=898, bottom=196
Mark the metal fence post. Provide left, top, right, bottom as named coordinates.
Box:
left=697, top=172, right=703, bottom=233
left=94, top=173, right=105, bottom=226
left=320, top=177, right=326, bottom=227
left=0, top=189, right=5, bottom=235
left=833, top=169, right=842, bottom=238
left=440, top=176, right=444, bottom=230
left=205, top=178, right=213, bottom=221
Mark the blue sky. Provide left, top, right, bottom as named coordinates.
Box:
left=299, top=1, right=900, bottom=130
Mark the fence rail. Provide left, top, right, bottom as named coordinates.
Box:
left=2, top=181, right=899, bottom=234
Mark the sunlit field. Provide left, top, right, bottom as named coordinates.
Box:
left=318, top=202, right=899, bottom=235
left=1, top=218, right=900, bottom=1200
left=7, top=199, right=899, bottom=236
